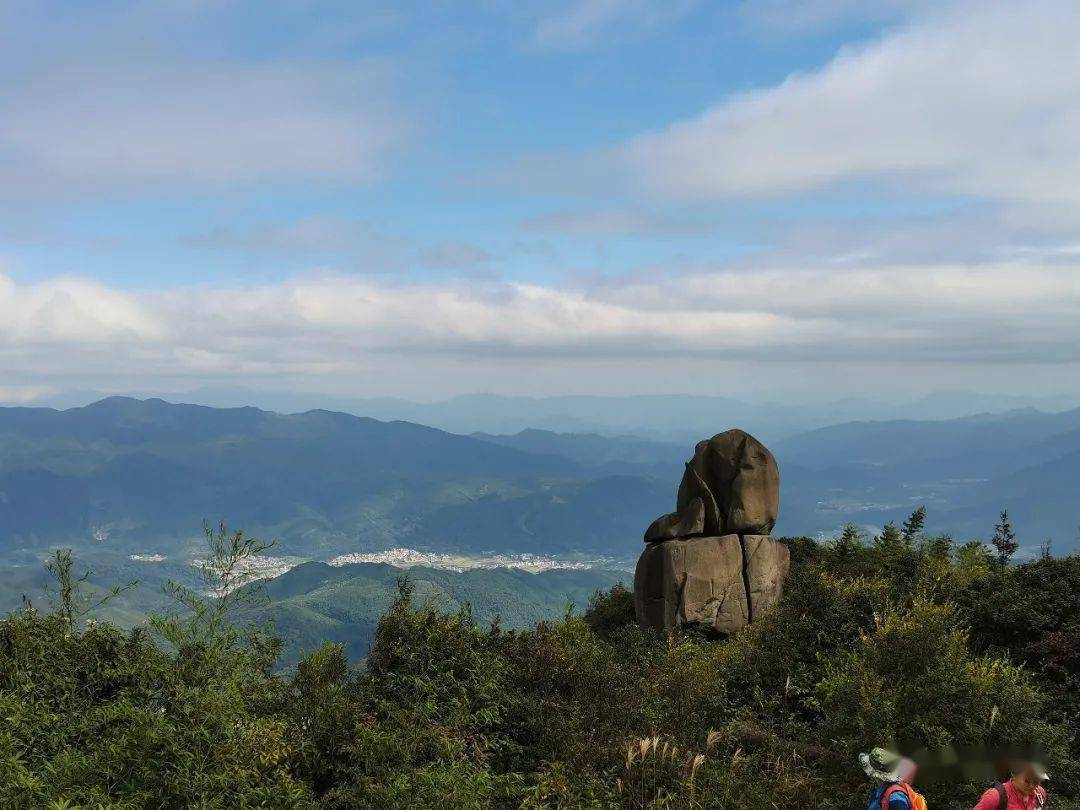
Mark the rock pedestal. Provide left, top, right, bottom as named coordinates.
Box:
left=633, top=534, right=789, bottom=635
left=742, top=534, right=789, bottom=619
left=634, top=534, right=747, bottom=633
left=634, top=429, right=789, bottom=635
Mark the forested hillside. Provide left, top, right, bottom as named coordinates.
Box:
left=243, top=561, right=627, bottom=668
left=3, top=522, right=1077, bottom=808
left=0, top=397, right=668, bottom=557
left=775, top=408, right=1080, bottom=545
left=0, top=544, right=626, bottom=670
left=5, top=398, right=1080, bottom=562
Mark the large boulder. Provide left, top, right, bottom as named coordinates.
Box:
left=633, top=534, right=790, bottom=635
left=741, top=534, right=790, bottom=621
left=634, top=535, right=748, bottom=634
left=644, top=429, right=779, bottom=542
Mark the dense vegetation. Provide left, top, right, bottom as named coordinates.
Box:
left=2, top=516, right=1078, bottom=808
left=0, top=548, right=627, bottom=670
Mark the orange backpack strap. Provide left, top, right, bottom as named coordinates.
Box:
left=881, top=783, right=926, bottom=810
left=881, top=784, right=907, bottom=809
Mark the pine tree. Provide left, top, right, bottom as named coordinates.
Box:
left=874, top=522, right=903, bottom=554
left=991, top=509, right=1018, bottom=570
left=834, top=524, right=866, bottom=560
left=901, top=507, right=926, bottom=545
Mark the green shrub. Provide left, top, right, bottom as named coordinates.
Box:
left=583, top=582, right=636, bottom=638
left=0, top=609, right=312, bottom=808
left=3, top=523, right=1078, bottom=808
left=817, top=598, right=1073, bottom=807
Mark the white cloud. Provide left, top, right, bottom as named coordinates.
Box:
left=617, top=0, right=1080, bottom=205
left=0, top=384, right=55, bottom=405
left=0, top=5, right=405, bottom=196
left=0, top=274, right=163, bottom=346
left=2, top=262, right=1079, bottom=389
left=534, top=0, right=697, bottom=50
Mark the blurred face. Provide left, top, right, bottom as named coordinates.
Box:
left=896, top=757, right=918, bottom=784
left=1013, top=765, right=1040, bottom=795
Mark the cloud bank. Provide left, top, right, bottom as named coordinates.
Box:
left=3, top=265, right=1079, bottom=389
left=2, top=0, right=1079, bottom=401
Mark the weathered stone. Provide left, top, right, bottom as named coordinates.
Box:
left=741, top=534, right=790, bottom=621
left=635, top=428, right=788, bottom=634
left=643, top=429, right=779, bottom=542
left=633, top=542, right=672, bottom=630
left=633, top=535, right=749, bottom=634
left=644, top=495, right=705, bottom=542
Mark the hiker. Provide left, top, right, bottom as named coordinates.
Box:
left=861, top=747, right=927, bottom=810
left=972, top=762, right=1048, bottom=809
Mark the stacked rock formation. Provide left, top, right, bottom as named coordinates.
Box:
left=634, top=429, right=790, bottom=635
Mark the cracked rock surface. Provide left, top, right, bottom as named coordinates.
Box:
left=634, top=430, right=789, bottom=634
left=633, top=534, right=789, bottom=634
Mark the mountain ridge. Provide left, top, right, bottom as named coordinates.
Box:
left=3, top=397, right=1080, bottom=556
left=0, top=397, right=670, bottom=557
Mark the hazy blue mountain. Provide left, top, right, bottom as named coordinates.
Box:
left=470, top=414, right=1080, bottom=550
left=471, top=428, right=686, bottom=478
left=772, top=408, right=1080, bottom=550
left=0, top=398, right=667, bottom=558
left=774, top=407, right=1080, bottom=476
left=4, top=397, right=1080, bottom=562
left=902, top=390, right=1080, bottom=420
left=411, top=475, right=671, bottom=554
left=24, top=386, right=1080, bottom=443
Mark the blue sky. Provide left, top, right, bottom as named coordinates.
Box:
left=2, top=0, right=1080, bottom=403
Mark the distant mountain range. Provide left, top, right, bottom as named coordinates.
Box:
left=0, top=397, right=669, bottom=558
left=470, top=428, right=685, bottom=478
left=773, top=408, right=1080, bottom=550
left=22, top=386, right=1080, bottom=444
left=469, top=410, right=1080, bottom=551
left=2, top=397, right=1079, bottom=562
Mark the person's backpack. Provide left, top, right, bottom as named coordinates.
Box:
left=881, top=782, right=928, bottom=810
left=994, top=782, right=1047, bottom=809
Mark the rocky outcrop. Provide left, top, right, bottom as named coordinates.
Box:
left=634, top=430, right=788, bottom=635
left=634, top=534, right=748, bottom=633
left=644, top=429, right=779, bottom=541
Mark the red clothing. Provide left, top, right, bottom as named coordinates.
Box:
left=972, top=780, right=1047, bottom=810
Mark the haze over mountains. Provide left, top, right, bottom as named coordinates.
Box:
left=776, top=408, right=1080, bottom=549
left=2, top=395, right=1079, bottom=561
left=3, top=393, right=1079, bottom=666
left=0, top=396, right=663, bottom=558
left=22, top=387, right=1080, bottom=444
